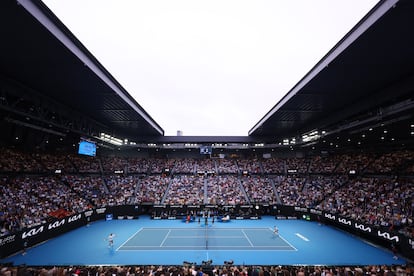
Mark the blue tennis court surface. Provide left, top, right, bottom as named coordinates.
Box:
left=1, top=216, right=408, bottom=266
left=118, top=227, right=296, bottom=251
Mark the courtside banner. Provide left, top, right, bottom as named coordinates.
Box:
left=0, top=232, right=21, bottom=258
left=289, top=208, right=413, bottom=259
left=322, top=212, right=401, bottom=243
left=320, top=211, right=413, bottom=258
left=0, top=206, right=141, bottom=258
left=0, top=210, right=93, bottom=258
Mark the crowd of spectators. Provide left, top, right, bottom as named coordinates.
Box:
left=333, top=153, right=375, bottom=174
left=237, top=159, right=262, bottom=175
left=296, top=175, right=347, bottom=209
left=0, top=149, right=44, bottom=173
left=318, top=177, right=413, bottom=238
left=104, top=175, right=140, bottom=206
left=206, top=176, right=247, bottom=205
left=272, top=176, right=304, bottom=207
left=195, top=159, right=216, bottom=174
left=241, top=176, right=279, bottom=204
left=0, top=263, right=412, bottom=276
left=37, top=153, right=76, bottom=173
left=123, top=158, right=175, bottom=174
left=0, top=148, right=413, bottom=240
left=149, top=159, right=175, bottom=174
left=101, top=156, right=127, bottom=173
left=164, top=175, right=204, bottom=205
left=125, top=158, right=153, bottom=174
left=135, top=175, right=170, bottom=204
left=216, top=159, right=238, bottom=174
left=364, top=151, right=414, bottom=174
left=272, top=174, right=350, bottom=210
left=173, top=158, right=197, bottom=174
left=405, top=163, right=414, bottom=174
left=1, top=149, right=413, bottom=175
left=308, top=155, right=343, bottom=174
left=0, top=175, right=92, bottom=235
left=285, top=158, right=309, bottom=174
left=61, top=175, right=107, bottom=207
left=68, top=155, right=101, bottom=173
left=261, top=158, right=285, bottom=174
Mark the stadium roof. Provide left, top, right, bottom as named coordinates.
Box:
left=0, top=0, right=164, bottom=139
left=0, top=0, right=413, bottom=148
left=249, top=0, right=414, bottom=143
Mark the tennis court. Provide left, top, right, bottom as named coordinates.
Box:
left=1, top=216, right=408, bottom=266
left=118, top=227, right=296, bottom=251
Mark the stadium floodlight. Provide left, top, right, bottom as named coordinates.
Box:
left=302, top=130, right=320, bottom=143
left=98, top=132, right=123, bottom=146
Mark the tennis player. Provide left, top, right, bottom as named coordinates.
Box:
left=273, top=226, right=279, bottom=237
left=106, top=233, right=115, bottom=248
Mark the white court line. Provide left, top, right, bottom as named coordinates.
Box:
left=121, top=245, right=294, bottom=248
left=295, top=233, right=310, bottom=242
left=119, top=227, right=298, bottom=251
left=278, top=235, right=298, bottom=251
left=116, top=227, right=144, bottom=251
left=267, top=227, right=298, bottom=251
left=241, top=229, right=254, bottom=247
left=118, top=249, right=297, bottom=252
left=141, top=227, right=273, bottom=231
left=168, top=235, right=244, bottom=238
left=160, top=229, right=171, bottom=247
